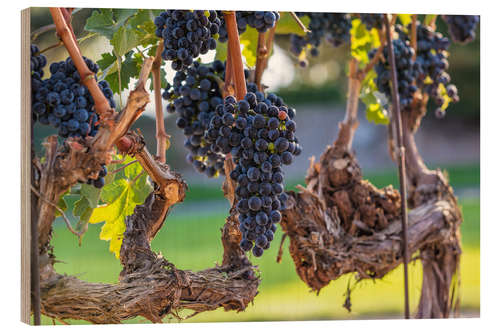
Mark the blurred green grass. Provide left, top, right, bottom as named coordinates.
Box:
left=40, top=193, right=479, bottom=324
left=183, top=163, right=480, bottom=204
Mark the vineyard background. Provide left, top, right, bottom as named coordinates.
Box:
left=29, top=7, right=479, bottom=323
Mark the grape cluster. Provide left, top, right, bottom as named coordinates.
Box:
left=217, top=11, right=280, bottom=42
left=205, top=89, right=301, bottom=257
left=31, top=56, right=115, bottom=188
left=372, top=38, right=419, bottom=110
left=442, top=15, right=479, bottom=44
left=397, top=24, right=459, bottom=116
left=290, top=13, right=352, bottom=64
left=163, top=60, right=234, bottom=177
left=154, top=10, right=219, bottom=71
left=31, top=44, right=47, bottom=121
left=359, top=14, right=384, bottom=30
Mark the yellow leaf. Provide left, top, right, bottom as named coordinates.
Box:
left=398, top=14, right=412, bottom=26
left=109, top=234, right=124, bottom=259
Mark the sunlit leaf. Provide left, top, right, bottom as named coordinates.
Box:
left=240, top=27, right=259, bottom=67
left=215, top=40, right=228, bottom=63
left=87, top=157, right=152, bottom=259
left=398, top=14, right=412, bottom=26
left=275, top=12, right=310, bottom=36
left=424, top=14, right=437, bottom=26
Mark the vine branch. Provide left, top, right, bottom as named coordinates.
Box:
left=49, top=8, right=113, bottom=119
left=31, top=186, right=87, bottom=239
left=224, top=49, right=234, bottom=97
left=254, top=32, right=268, bottom=91
left=290, top=12, right=310, bottom=33
left=224, top=11, right=247, bottom=100
left=152, top=40, right=169, bottom=163
left=31, top=23, right=56, bottom=40
left=254, top=24, right=277, bottom=91
left=411, top=14, right=418, bottom=61
left=384, top=14, right=410, bottom=319
left=335, top=58, right=361, bottom=151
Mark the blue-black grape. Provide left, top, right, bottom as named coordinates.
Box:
left=206, top=86, right=301, bottom=257
left=163, top=60, right=253, bottom=177
left=442, top=15, right=479, bottom=44
left=31, top=54, right=115, bottom=188
left=372, top=36, right=419, bottom=111
left=391, top=23, right=458, bottom=116
left=289, top=13, right=351, bottom=63
left=154, top=10, right=220, bottom=71
left=359, top=14, right=384, bottom=30
left=217, top=11, right=280, bottom=42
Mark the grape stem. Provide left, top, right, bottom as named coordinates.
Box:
left=254, top=23, right=277, bottom=92
left=49, top=8, right=113, bottom=119
left=152, top=40, right=169, bottom=164
left=223, top=47, right=234, bottom=98
left=263, top=25, right=277, bottom=72
left=383, top=14, right=410, bottom=320
left=103, top=56, right=155, bottom=151
left=37, top=32, right=98, bottom=55
left=335, top=58, right=361, bottom=151
left=31, top=23, right=56, bottom=40
left=111, top=159, right=138, bottom=174
left=289, top=12, right=310, bottom=33
left=411, top=14, right=418, bottom=62
left=254, top=32, right=268, bottom=91
left=224, top=11, right=247, bottom=100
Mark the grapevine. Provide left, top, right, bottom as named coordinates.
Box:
left=28, top=8, right=476, bottom=324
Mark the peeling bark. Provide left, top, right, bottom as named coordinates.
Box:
left=281, top=97, right=462, bottom=318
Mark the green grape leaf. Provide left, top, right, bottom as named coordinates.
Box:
left=73, top=196, right=92, bottom=218
left=240, top=27, right=259, bottom=67
left=113, top=8, right=138, bottom=25
left=55, top=191, right=68, bottom=217
left=215, top=40, right=228, bottom=63
left=110, top=25, right=140, bottom=57
left=85, top=9, right=115, bottom=39
left=85, top=8, right=137, bottom=40
left=135, top=21, right=160, bottom=47
left=98, top=51, right=141, bottom=93
left=71, top=160, right=117, bottom=245
left=128, top=9, right=153, bottom=29
left=97, top=52, right=118, bottom=77
left=88, top=157, right=152, bottom=259
left=80, top=183, right=102, bottom=208
left=275, top=12, right=310, bottom=36
left=398, top=14, right=412, bottom=26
